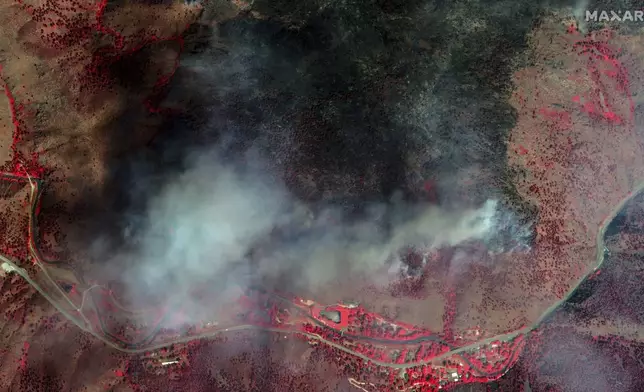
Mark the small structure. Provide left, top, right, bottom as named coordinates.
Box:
left=340, top=300, right=360, bottom=309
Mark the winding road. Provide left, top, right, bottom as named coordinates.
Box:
left=0, top=171, right=642, bottom=370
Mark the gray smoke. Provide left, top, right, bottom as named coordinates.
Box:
left=572, top=0, right=590, bottom=31
left=106, top=143, right=500, bottom=326
left=86, top=0, right=546, bottom=328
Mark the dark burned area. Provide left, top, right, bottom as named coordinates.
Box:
left=49, top=0, right=556, bottom=277
left=3, top=0, right=644, bottom=391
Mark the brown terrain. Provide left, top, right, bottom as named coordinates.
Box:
left=293, top=17, right=644, bottom=338
left=0, top=0, right=643, bottom=390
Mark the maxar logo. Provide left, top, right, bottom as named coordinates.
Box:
left=586, top=10, right=644, bottom=22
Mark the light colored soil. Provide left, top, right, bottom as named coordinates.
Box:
left=0, top=0, right=216, bottom=390
left=294, top=17, right=644, bottom=340
left=500, top=19, right=644, bottom=331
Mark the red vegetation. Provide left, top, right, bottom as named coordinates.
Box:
left=1, top=8, right=644, bottom=391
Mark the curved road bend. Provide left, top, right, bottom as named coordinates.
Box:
left=1, top=172, right=643, bottom=369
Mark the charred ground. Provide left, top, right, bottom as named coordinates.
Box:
left=3, top=0, right=644, bottom=391
left=57, top=0, right=564, bottom=271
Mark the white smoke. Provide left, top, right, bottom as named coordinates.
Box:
left=572, top=0, right=590, bottom=32
left=102, top=143, right=501, bottom=326
left=90, top=2, right=538, bottom=328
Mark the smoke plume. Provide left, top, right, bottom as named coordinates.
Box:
left=80, top=0, right=554, bottom=326
left=103, top=142, right=499, bottom=324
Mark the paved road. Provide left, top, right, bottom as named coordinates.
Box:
left=1, top=171, right=642, bottom=370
